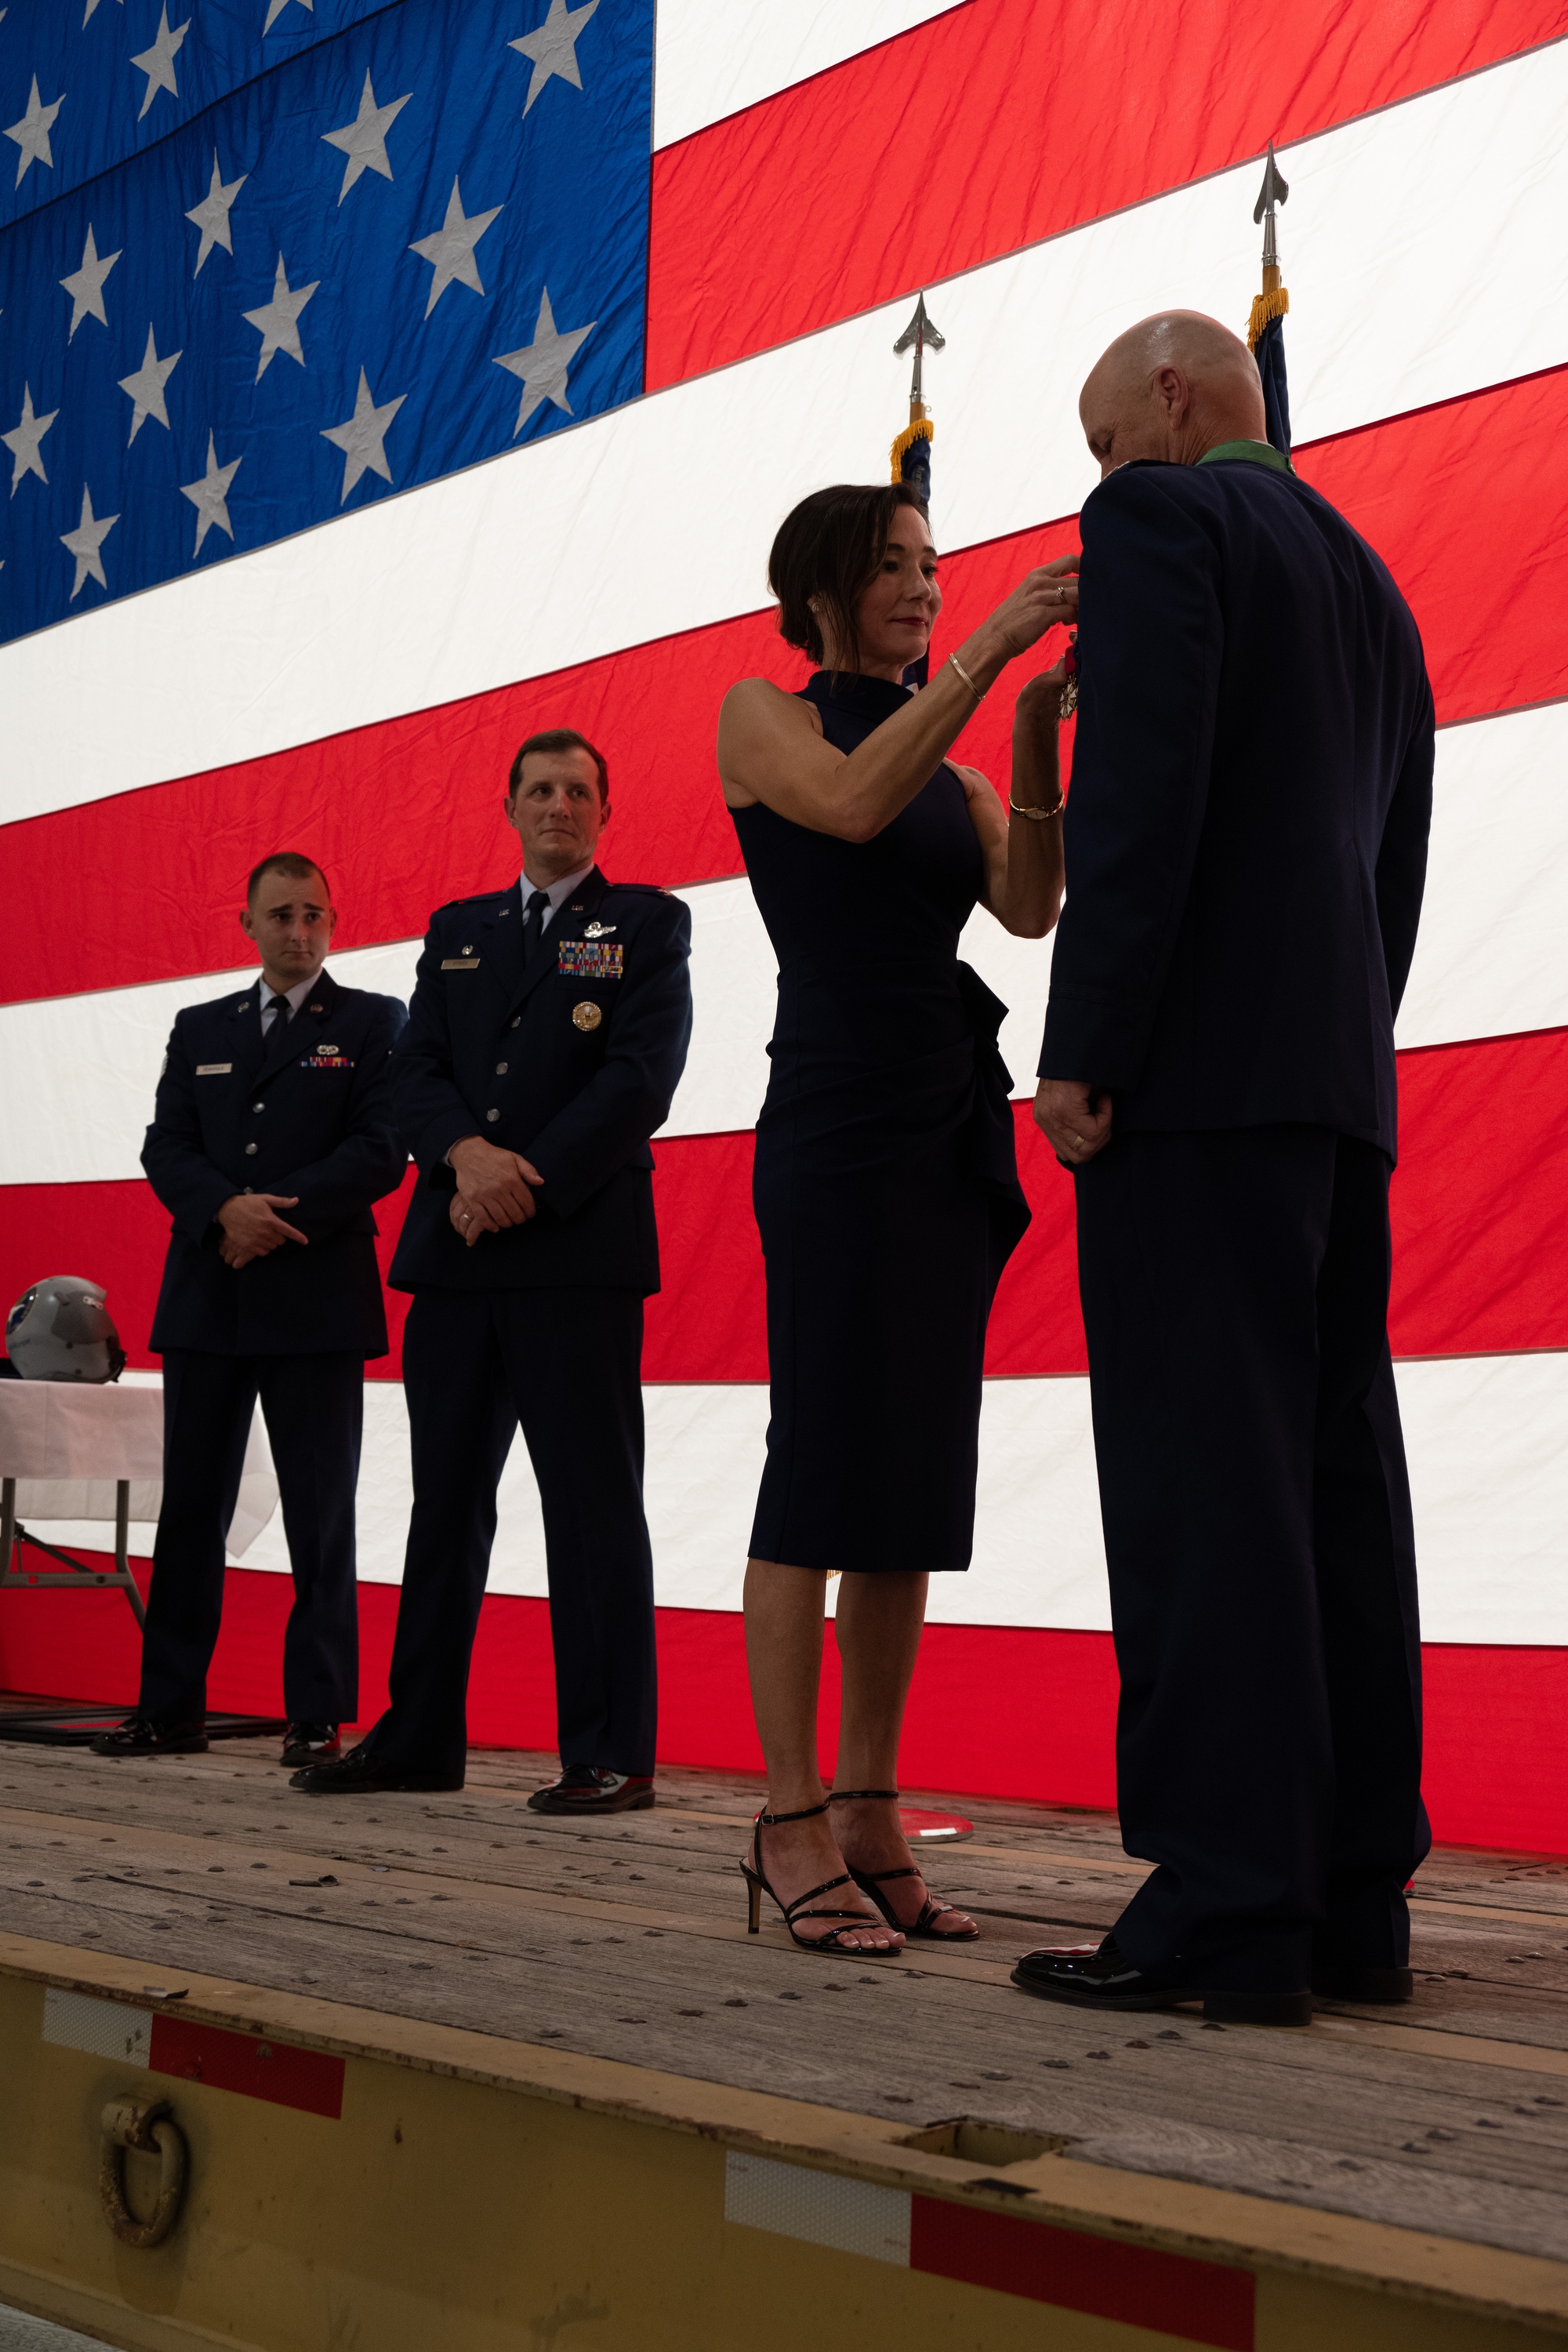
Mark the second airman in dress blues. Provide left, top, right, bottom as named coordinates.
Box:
left=291, top=728, right=693, bottom=1810
left=93, top=853, right=408, bottom=1769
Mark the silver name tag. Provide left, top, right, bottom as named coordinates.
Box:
left=195, top=1063, right=233, bottom=1076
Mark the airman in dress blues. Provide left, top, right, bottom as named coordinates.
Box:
left=93, top=854, right=408, bottom=1769
left=291, top=728, right=692, bottom=1812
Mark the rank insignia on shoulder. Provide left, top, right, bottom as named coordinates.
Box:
left=441, top=957, right=481, bottom=971
left=583, top=921, right=617, bottom=939
left=572, top=1000, right=603, bottom=1032
left=557, top=939, right=623, bottom=980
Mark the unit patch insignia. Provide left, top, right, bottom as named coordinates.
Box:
left=557, top=940, right=623, bottom=980
left=572, top=1001, right=604, bottom=1033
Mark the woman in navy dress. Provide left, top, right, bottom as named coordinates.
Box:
left=718, top=482, right=1077, bottom=1953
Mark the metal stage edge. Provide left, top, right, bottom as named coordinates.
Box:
left=0, top=1932, right=1564, bottom=2352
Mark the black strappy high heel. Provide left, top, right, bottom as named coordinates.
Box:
left=741, top=1798, right=904, bottom=1954
left=829, top=1788, right=980, bottom=1941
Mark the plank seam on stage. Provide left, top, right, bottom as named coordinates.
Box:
left=2, top=1801, right=1566, bottom=2085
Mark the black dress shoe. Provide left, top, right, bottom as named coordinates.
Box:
left=289, top=1743, right=463, bottom=1795
left=526, top=1766, right=655, bottom=1815
left=281, top=1722, right=340, bottom=1768
left=1311, top=1962, right=1414, bottom=2004
left=89, top=1715, right=209, bottom=1758
left=1012, top=1935, right=1313, bottom=2028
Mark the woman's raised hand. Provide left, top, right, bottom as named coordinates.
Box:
left=985, top=554, right=1080, bottom=658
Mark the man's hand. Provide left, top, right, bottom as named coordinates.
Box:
left=1034, top=1079, right=1113, bottom=1167
left=217, top=1193, right=308, bottom=1269
left=448, top=1135, right=543, bottom=1245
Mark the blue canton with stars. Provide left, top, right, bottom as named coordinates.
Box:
left=0, top=0, right=654, bottom=648
left=0, top=0, right=392, bottom=230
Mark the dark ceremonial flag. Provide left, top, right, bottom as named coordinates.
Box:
left=1248, top=143, right=1292, bottom=456
left=891, top=292, right=943, bottom=684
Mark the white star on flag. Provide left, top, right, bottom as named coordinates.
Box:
left=61, top=485, right=118, bottom=598
left=181, top=431, right=242, bottom=556
left=131, top=5, right=191, bottom=121
left=60, top=225, right=122, bottom=341
left=263, top=0, right=311, bottom=30
left=118, top=325, right=182, bottom=443
left=321, top=367, right=407, bottom=503
left=244, top=253, right=319, bottom=379
left=83, top=0, right=123, bottom=21
left=3, top=384, right=58, bottom=495
left=492, top=289, right=596, bottom=436
left=321, top=71, right=412, bottom=202
left=5, top=76, right=64, bottom=190
left=187, top=152, right=247, bottom=274
left=509, top=0, right=599, bottom=118
left=408, top=178, right=503, bottom=318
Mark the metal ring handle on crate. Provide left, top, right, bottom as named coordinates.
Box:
left=99, top=2096, right=187, bottom=2248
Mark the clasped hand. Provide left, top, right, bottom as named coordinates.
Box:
left=448, top=1135, right=543, bottom=1247
left=1033, top=1079, right=1113, bottom=1167
left=217, top=1192, right=307, bottom=1269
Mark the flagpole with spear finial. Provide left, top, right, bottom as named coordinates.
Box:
left=891, top=292, right=944, bottom=510
left=1247, top=143, right=1293, bottom=458
left=887, top=293, right=946, bottom=684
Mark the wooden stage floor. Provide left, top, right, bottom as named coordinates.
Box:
left=0, top=1733, right=1564, bottom=2278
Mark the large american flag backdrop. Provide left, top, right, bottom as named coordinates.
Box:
left=1, top=0, right=1565, bottom=1850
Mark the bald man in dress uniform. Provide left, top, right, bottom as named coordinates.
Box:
left=1018, top=314, right=1434, bottom=2029
left=292, top=730, right=692, bottom=1811
left=94, top=853, right=407, bottom=1766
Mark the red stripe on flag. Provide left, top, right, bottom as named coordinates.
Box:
left=2, top=1573, right=1563, bottom=1849
left=3, top=365, right=1566, bottom=1009
left=909, top=2199, right=1254, bottom=2348
left=3, top=1031, right=1567, bottom=1376
left=147, top=2013, right=344, bottom=2118
left=646, top=0, right=1568, bottom=387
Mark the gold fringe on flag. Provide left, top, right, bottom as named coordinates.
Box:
left=1247, top=284, right=1290, bottom=352
left=889, top=414, right=934, bottom=483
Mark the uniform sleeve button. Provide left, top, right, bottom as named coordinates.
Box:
left=252, top=1102, right=264, bottom=1112
left=510, top=1016, right=521, bottom=1029
left=244, top=1142, right=259, bottom=1156
left=495, top=1062, right=508, bottom=1075
left=485, top=1109, right=500, bottom=1123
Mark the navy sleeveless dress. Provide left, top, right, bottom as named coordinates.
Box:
left=731, top=670, right=1030, bottom=1573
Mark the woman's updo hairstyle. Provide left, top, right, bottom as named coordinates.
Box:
left=768, top=481, right=927, bottom=671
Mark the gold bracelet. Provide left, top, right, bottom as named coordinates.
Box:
left=948, top=652, right=985, bottom=699
left=1010, top=790, right=1065, bottom=821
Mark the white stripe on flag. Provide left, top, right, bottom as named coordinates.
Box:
left=652, top=1, right=969, bottom=151
left=1, top=696, right=1560, bottom=1188
left=5, top=42, right=1566, bottom=821
left=27, top=1355, right=1558, bottom=1645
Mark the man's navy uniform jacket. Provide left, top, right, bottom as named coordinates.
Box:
left=143, top=971, right=409, bottom=1356
left=1038, top=445, right=1436, bottom=1992
left=1040, top=448, right=1434, bottom=1145
left=389, top=867, right=693, bottom=1293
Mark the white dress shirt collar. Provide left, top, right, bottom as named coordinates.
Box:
left=521, top=862, right=594, bottom=934
left=260, top=971, right=320, bottom=1031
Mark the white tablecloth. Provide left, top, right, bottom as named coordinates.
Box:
left=0, top=1374, right=278, bottom=1559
